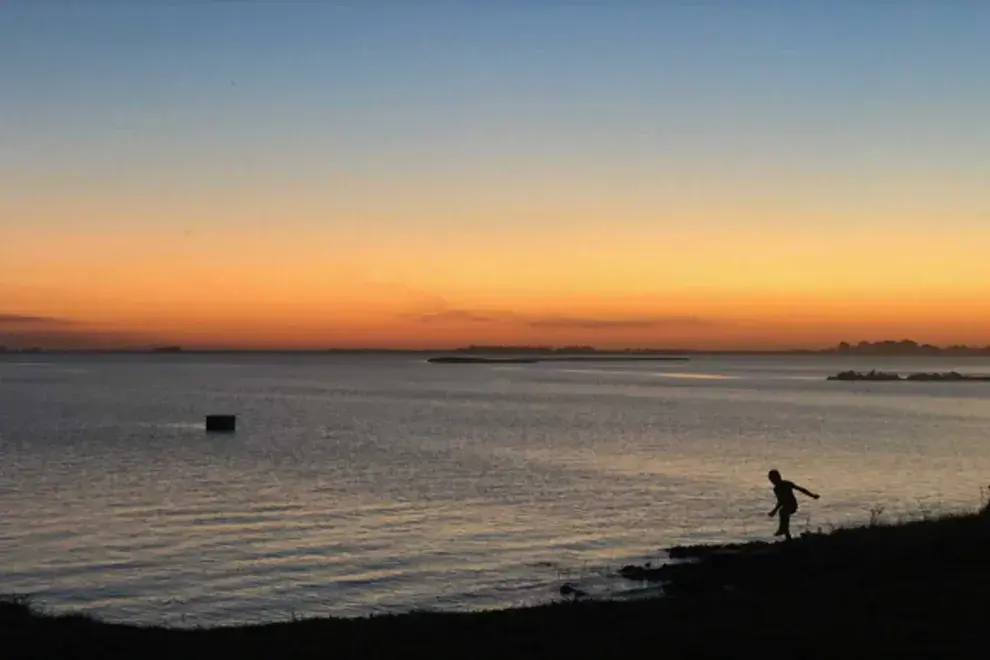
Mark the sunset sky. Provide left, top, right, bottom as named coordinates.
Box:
left=3, top=2, right=990, bottom=350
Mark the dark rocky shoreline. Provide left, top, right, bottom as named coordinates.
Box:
left=5, top=505, right=990, bottom=658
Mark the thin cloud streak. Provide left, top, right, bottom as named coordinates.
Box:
left=417, top=310, right=501, bottom=324
left=0, top=313, right=74, bottom=325
left=0, top=330, right=145, bottom=349
left=0, top=315, right=149, bottom=349
left=402, top=304, right=726, bottom=329
left=527, top=315, right=720, bottom=329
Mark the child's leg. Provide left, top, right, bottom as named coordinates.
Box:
left=782, top=510, right=792, bottom=539
left=777, top=510, right=792, bottom=539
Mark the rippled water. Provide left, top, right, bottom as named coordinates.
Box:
left=2, top=353, right=989, bottom=626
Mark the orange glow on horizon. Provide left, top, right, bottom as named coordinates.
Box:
left=5, top=181, right=990, bottom=351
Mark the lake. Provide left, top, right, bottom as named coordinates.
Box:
left=1, top=353, right=988, bottom=626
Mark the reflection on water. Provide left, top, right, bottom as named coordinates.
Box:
left=1, top=354, right=989, bottom=626
left=653, top=372, right=739, bottom=380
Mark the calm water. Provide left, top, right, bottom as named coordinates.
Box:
left=2, top=353, right=989, bottom=626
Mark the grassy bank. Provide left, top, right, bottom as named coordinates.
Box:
left=5, top=505, right=990, bottom=659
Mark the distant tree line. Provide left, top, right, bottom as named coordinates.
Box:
left=830, top=340, right=990, bottom=355
left=453, top=341, right=990, bottom=356
left=4, top=340, right=988, bottom=355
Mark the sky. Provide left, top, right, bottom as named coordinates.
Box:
left=2, top=1, right=990, bottom=350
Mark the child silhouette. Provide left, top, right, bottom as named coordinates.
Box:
left=767, top=469, right=819, bottom=540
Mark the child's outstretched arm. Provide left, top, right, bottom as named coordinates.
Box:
left=794, top=484, right=820, bottom=499
left=768, top=502, right=781, bottom=516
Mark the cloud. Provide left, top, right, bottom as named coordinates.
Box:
left=0, top=313, right=74, bottom=326
left=0, top=314, right=150, bottom=349
left=526, top=315, right=720, bottom=329
left=386, top=286, right=728, bottom=331
left=0, top=330, right=144, bottom=349
left=399, top=303, right=723, bottom=330
left=395, top=294, right=519, bottom=324
left=417, top=309, right=503, bottom=324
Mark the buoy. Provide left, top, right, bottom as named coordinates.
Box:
left=205, top=414, right=236, bottom=432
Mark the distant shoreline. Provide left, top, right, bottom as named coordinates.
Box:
left=426, top=355, right=691, bottom=364
left=827, top=370, right=990, bottom=382
left=3, top=340, right=990, bottom=357
left=4, top=350, right=990, bottom=357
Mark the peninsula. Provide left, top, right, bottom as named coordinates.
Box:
left=428, top=345, right=691, bottom=363
left=827, top=370, right=990, bottom=382
left=427, top=356, right=540, bottom=364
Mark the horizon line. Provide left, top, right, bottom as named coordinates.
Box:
left=4, top=341, right=990, bottom=355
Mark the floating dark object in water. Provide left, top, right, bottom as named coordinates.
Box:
left=827, top=370, right=990, bottom=382
left=427, top=356, right=539, bottom=364
left=206, top=415, right=236, bottom=432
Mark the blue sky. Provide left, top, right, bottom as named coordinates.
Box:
left=5, top=1, right=988, bottom=195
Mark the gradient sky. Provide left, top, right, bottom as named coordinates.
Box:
left=3, top=1, right=990, bottom=349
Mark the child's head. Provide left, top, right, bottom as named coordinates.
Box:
left=768, top=469, right=782, bottom=484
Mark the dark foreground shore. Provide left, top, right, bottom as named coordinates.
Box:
left=5, top=505, right=990, bottom=659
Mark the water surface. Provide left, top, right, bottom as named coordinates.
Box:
left=1, top=354, right=988, bottom=625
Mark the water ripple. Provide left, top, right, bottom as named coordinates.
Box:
left=2, top=354, right=990, bottom=625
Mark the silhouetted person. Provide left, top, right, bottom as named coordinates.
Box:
left=767, top=469, right=819, bottom=540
